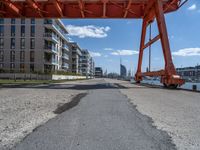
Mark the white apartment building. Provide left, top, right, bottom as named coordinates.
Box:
left=0, top=19, right=70, bottom=73
left=68, top=42, right=82, bottom=74
left=80, top=49, right=95, bottom=77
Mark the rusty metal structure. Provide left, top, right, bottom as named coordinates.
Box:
left=0, top=0, right=187, bottom=88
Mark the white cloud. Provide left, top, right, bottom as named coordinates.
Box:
left=111, top=50, right=139, bottom=56
left=188, top=4, right=197, bottom=11
left=104, top=48, right=113, bottom=51
left=66, top=25, right=110, bottom=38
left=89, top=51, right=102, bottom=57
left=172, top=48, right=200, bottom=56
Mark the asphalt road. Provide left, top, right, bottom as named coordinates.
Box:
left=13, top=81, right=176, bottom=150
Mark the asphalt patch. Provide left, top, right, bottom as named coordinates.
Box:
left=53, top=93, right=87, bottom=114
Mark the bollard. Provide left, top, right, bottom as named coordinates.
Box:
left=192, top=85, right=197, bottom=91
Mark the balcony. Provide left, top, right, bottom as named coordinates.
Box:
left=43, top=33, right=58, bottom=43
left=44, top=45, right=57, bottom=53
left=62, top=63, right=69, bottom=68
left=62, top=45, right=69, bottom=51
left=44, top=59, right=58, bottom=65
left=62, top=54, right=69, bottom=60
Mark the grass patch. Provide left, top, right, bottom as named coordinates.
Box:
left=0, top=78, right=87, bottom=85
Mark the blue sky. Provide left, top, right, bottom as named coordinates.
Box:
left=62, top=0, right=200, bottom=74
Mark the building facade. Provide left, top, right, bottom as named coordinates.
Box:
left=120, top=64, right=127, bottom=77
left=95, top=67, right=103, bottom=78
left=176, top=65, right=200, bottom=81
left=0, top=19, right=70, bottom=73
left=68, top=42, right=82, bottom=75
left=80, top=49, right=94, bottom=77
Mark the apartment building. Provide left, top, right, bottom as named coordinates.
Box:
left=68, top=42, right=82, bottom=75
left=80, top=49, right=93, bottom=77
left=89, top=57, right=95, bottom=77
left=0, top=19, right=70, bottom=73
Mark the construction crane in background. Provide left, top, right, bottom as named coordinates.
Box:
left=0, top=0, right=188, bottom=88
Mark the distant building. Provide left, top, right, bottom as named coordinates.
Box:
left=0, top=18, right=70, bottom=73
left=68, top=42, right=82, bottom=75
left=120, top=64, right=127, bottom=77
left=80, top=49, right=94, bottom=78
left=95, top=67, right=103, bottom=78
left=176, top=65, right=200, bottom=81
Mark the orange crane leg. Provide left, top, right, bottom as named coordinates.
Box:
left=135, top=0, right=185, bottom=88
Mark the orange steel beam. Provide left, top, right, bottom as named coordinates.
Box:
left=78, top=0, right=85, bottom=18
left=26, top=0, right=43, bottom=17
left=0, top=0, right=183, bottom=18
left=135, top=0, right=185, bottom=87
left=1, top=0, right=21, bottom=17
left=123, top=0, right=132, bottom=18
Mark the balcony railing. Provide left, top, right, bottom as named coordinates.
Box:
left=44, top=45, right=57, bottom=53
left=43, top=33, right=58, bottom=42
left=62, top=54, right=69, bottom=60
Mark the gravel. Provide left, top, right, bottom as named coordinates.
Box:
left=106, top=79, right=200, bottom=150
left=0, top=80, right=89, bottom=150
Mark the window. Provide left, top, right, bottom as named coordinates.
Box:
left=21, top=25, right=25, bottom=37
left=0, top=26, right=4, bottom=36
left=10, top=63, right=15, bottom=72
left=0, top=19, right=4, bottom=24
left=10, top=51, right=15, bottom=62
left=0, top=63, right=3, bottom=68
left=30, top=64, right=34, bottom=72
left=20, top=63, right=25, bottom=72
left=21, top=19, right=25, bottom=24
left=20, top=51, right=25, bottom=62
left=30, top=38, right=35, bottom=49
left=30, top=51, right=34, bottom=62
left=11, top=19, right=15, bottom=24
left=0, top=38, right=3, bottom=49
left=44, top=19, right=52, bottom=24
left=10, top=38, right=15, bottom=49
left=30, top=25, right=35, bottom=37
left=11, top=25, right=15, bottom=36
left=0, top=51, right=3, bottom=62
left=20, top=38, right=25, bottom=49
left=31, top=18, right=35, bottom=24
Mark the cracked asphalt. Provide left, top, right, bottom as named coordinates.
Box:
left=12, top=80, right=176, bottom=150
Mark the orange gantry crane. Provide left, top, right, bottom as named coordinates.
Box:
left=0, top=0, right=187, bottom=88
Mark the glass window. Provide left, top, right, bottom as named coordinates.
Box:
left=30, top=51, right=34, bottom=62
left=0, top=19, right=4, bottom=24
left=11, top=19, right=15, bottom=24
left=21, top=19, right=25, bottom=24
left=21, top=25, right=25, bottom=37
left=0, top=26, right=4, bottom=36
left=30, top=38, right=35, bottom=49
left=11, top=25, right=15, bottom=36
left=10, top=38, right=15, bottom=49
left=20, top=51, right=25, bottom=62
left=0, top=51, right=3, bottom=62
left=44, top=19, right=52, bottom=24
left=20, top=38, right=25, bottom=49
left=30, top=25, right=35, bottom=37
left=0, top=63, right=3, bottom=68
left=30, top=64, right=34, bottom=72
left=0, top=38, right=3, bottom=49
left=10, top=51, right=15, bottom=62
left=20, top=63, right=25, bottom=72
left=31, top=18, right=35, bottom=24
left=10, top=63, right=15, bottom=72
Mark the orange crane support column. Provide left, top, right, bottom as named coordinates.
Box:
left=135, top=0, right=185, bottom=88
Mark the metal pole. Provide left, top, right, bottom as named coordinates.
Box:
left=149, top=23, right=152, bottom=72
